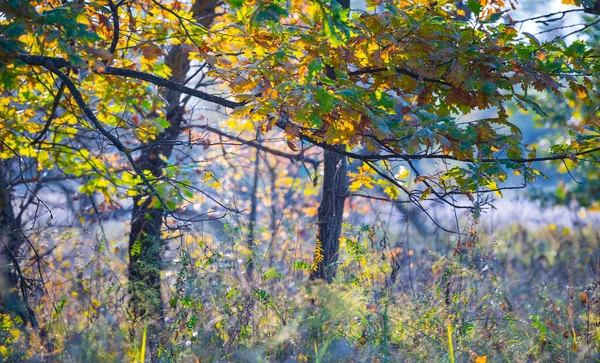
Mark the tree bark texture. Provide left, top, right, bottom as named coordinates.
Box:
left=310, top=149, right=348, bottom=283
left=127, top=0, right=218, bottom=357
left=309, top=0, right=350, bottom=284
left=0, top=159, right=36, bottom=327
left=127, top=43, right=189, bottom=345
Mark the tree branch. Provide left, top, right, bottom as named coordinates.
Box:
left=348, top=66, right=453, bottom=87
left=44, top=65, right=172, bottom=213
left=188, top=124, right=320, bottom=166
left=16, top=54, right=244, bottom=109
left=276, top=115, right=600, bottom=165
left=18, top=54, right=600, bottom=168
left=108, top=0, right=120, bottom=54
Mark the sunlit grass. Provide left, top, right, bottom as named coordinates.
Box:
left=1, top=221, right=599, bottom=362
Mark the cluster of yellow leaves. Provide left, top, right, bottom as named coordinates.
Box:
left=0, top=0, right=216, bottom=208
left=203, top=0, right=582, bottom=183
left=347, top=162, right=406, bottom=199
left=0, top=314, right=27, bottom=359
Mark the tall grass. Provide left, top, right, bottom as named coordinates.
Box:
left=1, top=221, right=599, bottom=362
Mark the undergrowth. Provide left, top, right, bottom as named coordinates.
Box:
left=1, top=221, right=599, bottom=362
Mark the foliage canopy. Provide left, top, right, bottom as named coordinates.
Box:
left=2, top=0, right=600, bottom=221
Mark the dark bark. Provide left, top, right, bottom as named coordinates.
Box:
left=0, top=159, right=36, bottom=328
left=337, top=0, right=350, bottom=8
left=245, top=149, right=260, bottom=281
left=127, top=1, right=217, bottom=358
left=128, top=193, right=166, bottom=347
left=16, top=55, right=242, bottom=109
left=310, top=149, right=348, bottom=283
left=127, top=57, right=187, bottom=357
left=308, top=0, right=350, bottom=284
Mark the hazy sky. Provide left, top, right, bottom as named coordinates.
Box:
left=349, top=0, right=585, bottom=43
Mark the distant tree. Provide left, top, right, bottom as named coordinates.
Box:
left=525, top=12, right=600, bottom=209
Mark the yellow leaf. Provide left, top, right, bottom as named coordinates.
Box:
left=303, top=184, right=319, bottom=196
left=396, top=166, right=409, bottom=179
left=303, top=207, right=318, bottom=217
left=203, top=171, right=214, bottom=183
left=384, top=185, right=399, bottom=199
left=487, top=180, right=502, bottom=197
left=349, top=180, right=363, bottom=192
left=10, top=328, right=20, bottom=340
left=475, top=356, right=487, bottom=363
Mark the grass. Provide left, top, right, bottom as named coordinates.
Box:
left=1, top=218, right=599, bottom=362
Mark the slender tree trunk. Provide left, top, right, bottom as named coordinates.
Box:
left=265, top=159, right=280, bottom=268
left=310, top=149, right=348, bottom=283
left=0, top=159, right=36, bottom=328
left=309, top=0, right=350, bottom=284
left=127, top=42, right=190, bottom=352
left=127, top=0, right=217, bottom=357
left=245, top=149, right=260, bottom=281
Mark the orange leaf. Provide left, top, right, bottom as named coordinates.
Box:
left=580, top=293, right=589, bottom=307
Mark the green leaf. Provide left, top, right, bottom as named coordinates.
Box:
left=337, top=88, right=360, bottom=105
left=514, top=94, right=548, bottom=117
left=229, top=0, right=244, bottom=9
left=313, top=87, right=335, bottom=113
left=522, top=32, right=540, bottom=47
left=565, top=40, right=586, bottom=58
left=293, top=261, right=310, bottom=270
left=155, top=117, right=170, bottom=129
left=466, top=0, right=482, bottom=16
left=166, top=199, right=177, bottom=211
left=488, top=11, right=503, bottom=22
left=307, top=58, right=323, bottom=81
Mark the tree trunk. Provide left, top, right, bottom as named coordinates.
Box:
left=309, top=0, right=350, bottom=284
left=127, top=56, right=188, bottom=358
left=244, top=148, right=261, bottom=281
left=127, top=0, right=217, bottom=358
left=0, top=159, right=36, bottom=328
left=310, top=149, right=348, bottom=283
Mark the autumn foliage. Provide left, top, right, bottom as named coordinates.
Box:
left=1, top=0, right=600, bottom=361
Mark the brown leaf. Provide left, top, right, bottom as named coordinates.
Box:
left=98, top=14, right=113, bottom=32
left=142, top=42, right=163, bottom=60
left=287, top=140, right=299, bottom=152
left=285, top=123, right=300, bottom=137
